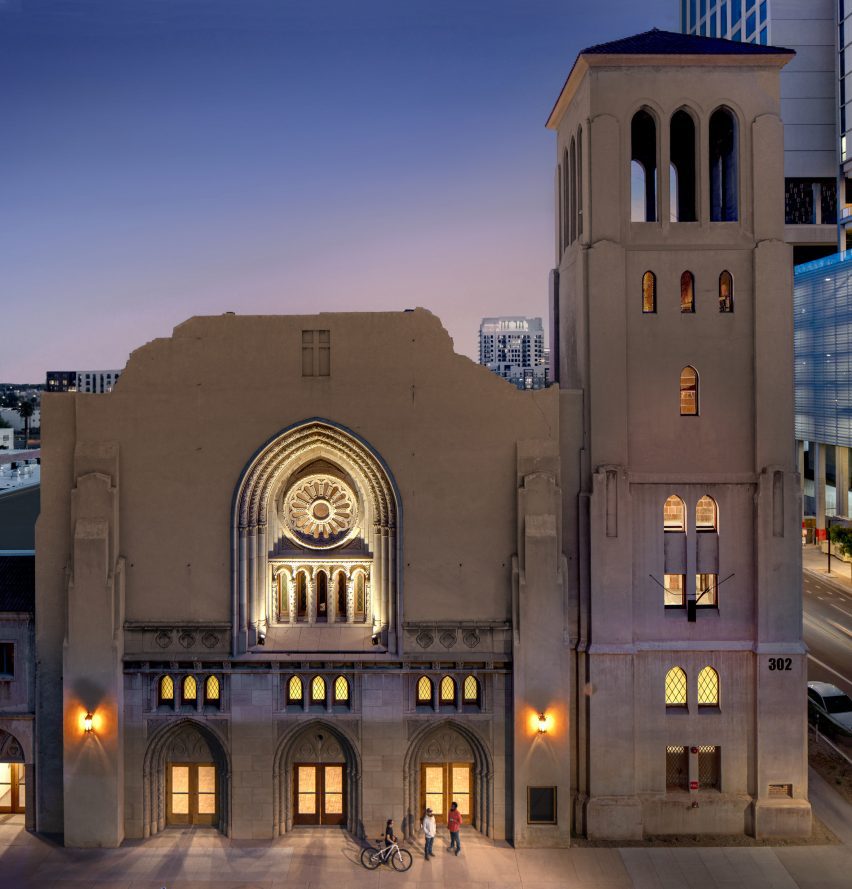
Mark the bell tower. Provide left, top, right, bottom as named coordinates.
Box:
left=548, top=30, right=811, bottom=839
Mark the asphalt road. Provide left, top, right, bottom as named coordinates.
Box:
left=803, top=572, right=852, bottom=703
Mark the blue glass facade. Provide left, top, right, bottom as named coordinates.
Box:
left=794, top=253, right=852, bottom=447
left=682, top=0, right=767, bottom=43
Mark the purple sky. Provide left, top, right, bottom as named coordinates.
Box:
left=0, top=0, right=677, bottom=382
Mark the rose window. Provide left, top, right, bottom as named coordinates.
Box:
left=283, top=475, right=358, bottom=548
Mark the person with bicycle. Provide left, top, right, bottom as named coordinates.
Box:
left=384, top=818, right=397, bottom=852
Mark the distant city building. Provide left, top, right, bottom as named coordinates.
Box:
left=0, top=408, right=40, bottom=434
left=478, top=316, right=548, bottom=390
left=681, top=0, right=839, bottom=262
left=46, top=369, right=122, bottom=393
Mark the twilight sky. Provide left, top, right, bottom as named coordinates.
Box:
left=0, top=0, right=676, bottom=382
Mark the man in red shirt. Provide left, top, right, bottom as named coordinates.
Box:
left=447, top=801, right=462, bottom=855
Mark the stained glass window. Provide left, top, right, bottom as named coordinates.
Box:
left=205, top=675, right=220, bottom=703
left=440, top=676, right=455, bottom=703
left=160, top=675, right=174, bottom=702
left=697, top=667, right=719, bottom=706
left=665, top=667, right=687, bottom=707
left=288, top=675, right=303, bottom=703
left=417, top=676, right=432, bottom=704
left=334, top=675, right=349, bottom=702
left=463, top=675, right=479, bottom=703
left=182, top=675, right=197, bottom=703
left=311, top=676, right=326, bottom=702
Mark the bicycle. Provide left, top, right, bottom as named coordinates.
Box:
left=360, top=837, right=413, bottom=871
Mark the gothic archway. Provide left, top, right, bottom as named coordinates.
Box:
left=142, top=719, right=230, bottom=837
left=232, top=419, right=401, bottom=653
left=403, top=720, right=493, bottom=840
left=273, top=720, right=362, bottom=836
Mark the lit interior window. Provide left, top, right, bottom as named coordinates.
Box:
left=440, top=676, right=455, bottom=703
left=205, top=675, right=220, bottom=702
left=288, top=675, right=303, bottom=702
left=182, top=675, right=197, bottom=702
left=463, top=675, right=479, bottom=703
left=417, top=675, right=432, bottom=703
left=334, top=675, right=349, bottom=702
left=160, top=676, right=174, bottom=701
left=311, top=676, right=326, bottom=702
left=663, top=495, right=686, bottom=531
left=665, top=667, right=687, bottom=707
left=697, top=666, right=719, bottom=706
left=695, top=495, right=718, bottom=531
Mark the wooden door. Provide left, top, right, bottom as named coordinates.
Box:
left=0, top=763, right=25, bottom=813
left=420, top=762, right=472, bottom=822
left=167, top=763, right=217, bottom=826
left=293, top=763, right=346, bottom=825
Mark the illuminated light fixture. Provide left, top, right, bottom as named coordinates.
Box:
left=537, top=712, right=548, bottom=734
left=257, top=628, right=266, bottom=646
left=83, top=712, right=94, bottom=733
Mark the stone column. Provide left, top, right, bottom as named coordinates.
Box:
left=835, top=446, right=849, bottom=518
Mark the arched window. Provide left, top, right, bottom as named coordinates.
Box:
left=719, top=271, right=733, bottom=313
left=205, top=675, right=220, bottom=706
left=680, top=366, right=698, bottom=416
left=288, top=675, right=303, bottom=705
left=697, top=666, right=720, bottom=707
left=463, top=675, right=480, bottom=705
left=665, top=667, right=687, bottom=707
left=642, top=271, right=657, bottom=313
left=670, top=110, right=696, bottom=222
left=569, top=136, right=577, bottom=244
left=315, top=570, right=328, bottom=622
left=680, top=271, right=695, bottom=313
left=663, top=495, right=686, bottom=532
left=557, top=164, right=564, bottom=253
left=311, top=675, right=326, bottom=703
left=440, top=675, right=456, bottom=704
left=631, top=109, right=658, bottom=222
left=182, top=675, right=197, bottom=704
left=709, top=108, right=738, bottom=221
left=334, top=675, right=350, bottom=703
left=696, top=495, right=718, bottom=531
left=417, top=675, right=433, bottom=704
left=354, top=572, right=366, bottom=621
left=577, top=126, right=583, bottom=236
left=159, top=675, right=174, bottom=705
left=296, top=571, right=307, bottom=621
left=335, top=572, right=347, bottom=621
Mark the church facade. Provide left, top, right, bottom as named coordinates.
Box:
left=27, top=30, right=810, bottom=847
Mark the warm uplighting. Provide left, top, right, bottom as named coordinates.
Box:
left=537, top=713, right=548, bottom=734
left=83, top=712, right=94, bottom=733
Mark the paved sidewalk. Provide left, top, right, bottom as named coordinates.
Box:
left=1, top=806, right=849, bottom=889
left=802, top=543, right=852, bottom=590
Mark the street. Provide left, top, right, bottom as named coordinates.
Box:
left=803, top=572, right=852, bottom=698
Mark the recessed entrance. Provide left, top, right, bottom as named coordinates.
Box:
left=0, top=763, right=25, bottom=813
left=421, top=762, right=472, bottom=819
left=293, top=763, right=346, bottom=825
left=167, top=763, right=217, bottom=826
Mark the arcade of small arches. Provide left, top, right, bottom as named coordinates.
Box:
left=641, top=269, right=734, bottom=314
left=415, top=673, right=482, bottom=711
left=157, top=673, right=222, bottom=709
left=630, top=105, right=738, bottom=223
left=272, top=562, right=369, bottom=624
left=664, top=665, right=720, bottom=709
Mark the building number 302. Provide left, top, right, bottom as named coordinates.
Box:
left=767, top=658, right=793, bottom=671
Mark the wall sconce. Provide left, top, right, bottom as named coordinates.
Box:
left=537, top=712, right=548, bottom=734
left=83, top=712, right=94, bottom=733
left=257, top=628, right=266, bottom=646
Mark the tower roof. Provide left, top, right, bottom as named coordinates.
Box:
left=579, top=28, right=793, bottom=58
left=546, top=28, right=795, bottom=129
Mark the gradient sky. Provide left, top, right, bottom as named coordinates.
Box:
left=0, top=0, right=676, bottom=381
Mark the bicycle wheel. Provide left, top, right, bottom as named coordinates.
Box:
left=391, top=847, right=413, bottom=872
left=361, top=846, right=381, bottom=870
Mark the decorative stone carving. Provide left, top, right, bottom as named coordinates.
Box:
left=282, top=474, right=358, bottom=549
left=155, top=631, right=172, bottom=649
left=439, top=630, right=457, bottom=649
left=201, top=632, right=219, bottom=649
left=0, top=729, right=24, bottom=762
left=178, top=631, right=196, bottom=649
left=463, top=630, right=480, bottom=648
left=416, top=631, right=434, bottom=649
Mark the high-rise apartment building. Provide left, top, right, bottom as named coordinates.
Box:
left=478, top=316, right=548, bottom=390
left=682, top=1, right=838, bottom=262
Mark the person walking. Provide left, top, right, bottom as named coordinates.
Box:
left=421, top=807, right=436, bottom=859
left=447, top=801, right=462, bottom=855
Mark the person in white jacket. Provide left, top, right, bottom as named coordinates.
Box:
left=421, top=807, right=436, bottom=859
